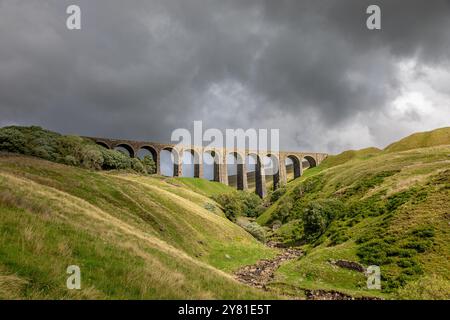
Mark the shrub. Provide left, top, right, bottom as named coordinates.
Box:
left=302, top=199, right=345, bottom=241
left=357, top=239, right=392, bottom=265
left=131, top=158, right=146, bottom=173
left=0, top=126, right=148, bottom=174
left=411, top=226, right=435, bottom=238
left=81, top=147, right=104, bottom=170
left=386, top=190, right=414, bottom=212
left=239, top=192, right=262, bottom=217
left=30, top=146, right=52, bottom=160
left=402, top=239, right=433, bottom=253
left=213, top=193, right=243, bottom=222
left=101, top=148, right=132, bottom=170
left=0, top=127, right=27, bottom=153
left=142, top=155, right=156, bottom=174
left=271, top=198, right=293, bottom=224
left=56, top=135, right=84, bottom=161
left=213, top=191, right=263, bottom=221
left=203, top=202, right=216, bottom=213
left=303, top=202, right=328, bottom=241
left=64, top=155, right=78, bottom=166
left=301, top=174, right=325, bottom=193
left=270, top=186, right=287, bottom=203
left=243, top=222, right=267, bottom=243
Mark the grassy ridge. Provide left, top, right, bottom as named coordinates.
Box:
left=319, top=147, right=381, bottom=168
left=0, top=154, right=277, bottom=299
left=384, top=127, right=450, bottom=153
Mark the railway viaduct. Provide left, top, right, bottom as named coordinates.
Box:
left=87, top=137, right=328, bottom=198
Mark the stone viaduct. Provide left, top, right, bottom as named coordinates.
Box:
left=87, top=137, right=328, bottom=198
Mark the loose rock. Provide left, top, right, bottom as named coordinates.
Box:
left=233, top=242, right=302, bottom=289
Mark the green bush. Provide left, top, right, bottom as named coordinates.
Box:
left=386, top=190, right=414, bottom=212
left=402, top=239, right=433, bottom=253
left=271, top=198, right=293, bottom=224
left=303, top=202, right=328, bottom=241
left=270, top=186, right=287, bottom=203
left=213, top=191, right=262, bottom=221
left=203, top=202, right=216, bottom=213
left=142, top=155, right=156, bottom=174
left=0, top=127, right=27, bottom=153
left=64, top=155, right=79, bottom=166
left=411, top=226, right=435, bottom=238
left=131, top=158, right=146, bottom=173
left=81, top=147, right=104, bottom=170
left=56, top=135, right=84, bottom=160
left=302, top=199, right=345, bottom=241
left=30, top=146, right=53, bottom=160
left=213, top=193, right=243, bottom=222
left=101, top=148, right=132, bottom=170
left=239, top=192, right=262, bottom=217
left=0, top=126, right=158, bottom=175
left=243, top=222, right=267, bottom=243
left=357, top=239, right=392, bottom=265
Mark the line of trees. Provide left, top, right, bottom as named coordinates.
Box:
left=0, top=126, right=156, bottom=174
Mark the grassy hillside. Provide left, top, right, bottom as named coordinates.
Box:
left=1, top=125, right=448, bottom=300
left=258, top=131, right=450, bottom=299
left=0, top=154, right=277, bottom=299
left=169, top=177, right=234, bottom=198
left=319, top=147, right=381, bottom=168
left=384, top=127, right=450, bottom=153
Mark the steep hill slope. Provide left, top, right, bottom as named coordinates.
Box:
left=257, top=133, right=450, bottom=298
left=0, top=154, right=277, bottom=299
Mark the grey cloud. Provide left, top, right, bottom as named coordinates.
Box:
left=0, top=0, right=450, bottom=153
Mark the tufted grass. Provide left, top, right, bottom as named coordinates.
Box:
left=0, top=154, right=277, bottom=299
left=260, top=139, right=450, bottom=299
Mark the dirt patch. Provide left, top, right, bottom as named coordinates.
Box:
left=233, top=242, right=302, bottom=289
left=234, top=242, right=382, bottom=300
left=329, top=259, right=366, bottom=273
left=305, top=289, right=380, bottom=300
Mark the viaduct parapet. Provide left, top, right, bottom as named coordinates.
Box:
left=86, top=137, right=328, bottom=198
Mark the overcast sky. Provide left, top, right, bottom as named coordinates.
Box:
left=1, top=0, right=450, bottom=154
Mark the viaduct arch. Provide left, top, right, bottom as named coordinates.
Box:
left=90, top=137, right=327, bottom=198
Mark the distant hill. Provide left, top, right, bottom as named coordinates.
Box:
left=319, top=127, right=450, bottom=169
left=384, top=127, right=450, bottom=153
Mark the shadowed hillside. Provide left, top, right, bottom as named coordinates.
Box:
left=0, top=154, right=277, bottom=299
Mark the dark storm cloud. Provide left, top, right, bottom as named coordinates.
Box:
left=0, top=0, right=450, bottom=152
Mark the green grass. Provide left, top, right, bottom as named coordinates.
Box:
left=320, top=147, right=381, bottom=168
left=0, top=154, right=277, bottom=299
left=172, top=177, right=235, bottom=197
left=1, top=126, right=449, bottom=300
left=272, top=242, right=387, bottom=299
left=384, top=127, right=450, bottom=153
left=258, top=131, right=450, bottom=299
